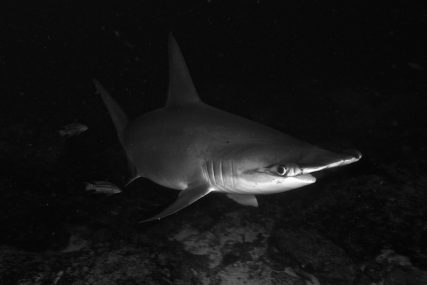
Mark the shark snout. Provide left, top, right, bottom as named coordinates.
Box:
left=342, top=149, right=362, bottom=160
left=298, top=147, right=362, bottom=175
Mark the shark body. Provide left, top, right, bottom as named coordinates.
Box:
left=94, top=34, right=361, bottom=222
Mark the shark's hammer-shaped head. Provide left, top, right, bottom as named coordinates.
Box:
left=225, top=144, right=361, bottom=194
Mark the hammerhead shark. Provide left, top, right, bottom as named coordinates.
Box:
left=93, top=34, right=361, bottom=222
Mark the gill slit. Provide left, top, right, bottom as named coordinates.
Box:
left=231, top=159, right=236, bottom=191
left=210, top=160, right=216, bottom=186
left=219, top=160, right=224, bottom=187
left=201, top=161, right=209, bottom=185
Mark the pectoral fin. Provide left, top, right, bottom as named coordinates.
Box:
left=226, top=194, right=258, bottom=207
left=140, top=185, right=211, bottom=223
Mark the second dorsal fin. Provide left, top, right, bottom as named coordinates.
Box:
left=166, top=34, right=201, bottom=107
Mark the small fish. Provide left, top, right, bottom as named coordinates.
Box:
left=407, top=62, right=424, bottom=71
left=85, top=181, right=122, bottom=196
left=59, top=123, right=88, bottom=137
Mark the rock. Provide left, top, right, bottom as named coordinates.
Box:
left=269, top=227, right=356, bottom=285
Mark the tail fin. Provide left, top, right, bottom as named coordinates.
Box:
left=93, top=79, right=129, bottom=147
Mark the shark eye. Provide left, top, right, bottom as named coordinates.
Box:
left=269, top=164, right=302, bottom=176
left=276, top=165, right=287, bottom=176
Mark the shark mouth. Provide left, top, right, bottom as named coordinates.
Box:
left=294, top=174, right=317, bottom=183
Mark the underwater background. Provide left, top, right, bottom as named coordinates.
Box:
left=1, top=1, right=427, bottom=284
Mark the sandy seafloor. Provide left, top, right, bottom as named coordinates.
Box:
left=1, top=2, right=427, bottom=284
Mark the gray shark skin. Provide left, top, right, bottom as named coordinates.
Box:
left=93, top=34, right=361, bottom=223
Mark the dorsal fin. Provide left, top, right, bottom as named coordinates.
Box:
left=167, top=34, right=201, bottom=106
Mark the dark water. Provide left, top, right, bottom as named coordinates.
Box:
left=1, top=2, right=426, bottom=284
